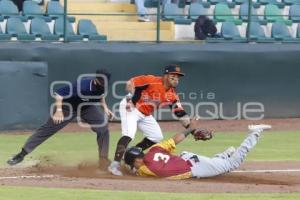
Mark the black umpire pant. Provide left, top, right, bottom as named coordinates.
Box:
left=22, top=105, right=109, bottom=160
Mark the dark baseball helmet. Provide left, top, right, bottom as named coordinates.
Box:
left=124, top=146, right=144, bottom=167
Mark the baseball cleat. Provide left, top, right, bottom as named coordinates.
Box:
left=7, top=153, right=25, bottom=166
left=248, top=124, right=272, bottom=137
left=248, top=124, right=272, bottom=132
left=108, top=161, right=123, bottom=176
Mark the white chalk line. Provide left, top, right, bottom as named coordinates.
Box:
left=0, top=169, right=299, bottom=180
left=233, top=169, right=300, bottom=173
left=0, top=175, right=57, bottom=180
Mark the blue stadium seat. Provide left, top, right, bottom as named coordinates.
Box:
left=6, top=17, right=35, bottom=40
left=0, top=26, right=11, bottom=40
left=30, top=18, right=59, bottom=40
left=54, top=17, right=83, bottom=41
left=258, top=0, right=285, bottom=8
left=271, top=22, right=293, bottom=40
left=283, top=0, right=300, bottom=5
left=208, top=0, right=235, bottom=8
left=189, top=3, right=209, bottom=21
left=234, top=0, right=261, bottom=7
left=289, top=4, right=300, bottom=23
left=190, top=0, right=211, bottom=8
left=239, top=3, right=260, bottom=22
left=77, top=19, right=107, bottom=41
left=23, top=0, right=51, bottom=21
left=248, top=22, right=267, bottom=40
left=163, top=3, right=192, bottom=24
left=47, top=1, right=75, bottom=22
left=221, top=21, right=242, bottom=40
left=0, top=0, right=19, bottom=19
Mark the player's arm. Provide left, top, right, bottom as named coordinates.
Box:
left=52, top=83, right=74, bottom=124
left=170, top=99, right=191, bottom=128
left=52, top=93, right=64, bottom=124
left=100, top=97, right=114, bottom=120
left=172, top=119, right=197, bottom=145
left=125, top=76, right=150, bottom=105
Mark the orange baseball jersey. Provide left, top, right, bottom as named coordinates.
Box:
left=136, top=139, right=193, bottom=179
left=130, top=75, right=184, bottom=116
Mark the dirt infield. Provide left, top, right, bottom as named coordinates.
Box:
left=1, top=119, right=300, bottom=193
left=0, top=161, right=300, bottom=193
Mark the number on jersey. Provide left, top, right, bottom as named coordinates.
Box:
left=153, top=153, right=170, bottom=163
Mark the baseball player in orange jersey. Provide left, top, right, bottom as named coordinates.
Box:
left=124, top=122, right=272, bottom=179
left=108, top=65, right=195, bottom=176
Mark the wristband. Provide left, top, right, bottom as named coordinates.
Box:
left=56, top=108, right=63, bottom=112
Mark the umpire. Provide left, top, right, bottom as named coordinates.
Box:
left=7, top=69, right=114, bottom=168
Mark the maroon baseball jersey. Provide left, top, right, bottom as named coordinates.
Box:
left=137, top=139, right=193, bottom=179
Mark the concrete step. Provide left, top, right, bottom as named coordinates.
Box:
left=66, top=3, right=136, bottom=13
left=79, top=21, right=174, bottom=30
left=61, top=0, right=108, bottom=2
left=102, top=30, right=174, bottom=41
left=73, top=14, right=138, bottom=22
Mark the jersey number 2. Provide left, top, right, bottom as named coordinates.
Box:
left=153, top=153, right=170, bottom=163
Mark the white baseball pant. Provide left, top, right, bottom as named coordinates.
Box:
left=119, top=98, right=163, bottom=143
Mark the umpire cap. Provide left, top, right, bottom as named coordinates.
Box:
left=124, top=146, right=144, bottom=167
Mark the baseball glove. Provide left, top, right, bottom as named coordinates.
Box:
left=192, top=128, right=213, bottom=141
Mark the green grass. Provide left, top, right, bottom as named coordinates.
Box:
left=0, top=130, right=299, bottom=167
left=0, top=131, right=299, bottom=199
left=0, top=186, right=299, bottom=200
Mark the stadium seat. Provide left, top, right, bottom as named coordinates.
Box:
left=54, top=17, right=83, bottom=41
left=23, top=0, right=51, bottom=21
left=47, top=1, right=75, bottom=22
left=258, top=0, right=285, bottom=8
left=208, top=0, right=235, bottom=8
left=77, top=19, right=107, bottom=41
left=6, top=17, right=35, bottom=40
left=214, top=3, right=242, bottom=25
left=282, top=0, right=300, bottom=5
left=189, top=3, right=209, bottom=21
left=264, top=4, right=292, bottom=25
left=248, top=22, right=268, bottom=40
left=190, top=0, right=211, bottom=8
left=221, top=21, right=242, bottom=40
left=163, top=3, right=192, bottom=24
left=30, top=18, right=59, bottom=40
left=0, top=26, right=11, bottom=40
left=289, top=4, right=300, bottom=22
left=0, top=0, right=19, bottom=19
left=271, top=22, right=293, bottom=40
left=239, top=3, right=260, bottom=22
left=144, top=0, right=159, bottom=8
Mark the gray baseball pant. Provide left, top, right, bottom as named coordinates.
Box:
left=22, top=105, right=109, bottom=159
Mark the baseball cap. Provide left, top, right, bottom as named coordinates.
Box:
left=164, top=65, right=185, bottom=76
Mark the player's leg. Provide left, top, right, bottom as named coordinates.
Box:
left=188, top=124, right=271, bottom=178
left=137, top=115, right=163, bottom=150
left=7, top=107, right=75, bottom=166
left=108, top=98, right=139, bottom=176
left=80, top=105, right=110, bottom=168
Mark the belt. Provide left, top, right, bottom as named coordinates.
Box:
left=187, top=155, right=200, bottom=166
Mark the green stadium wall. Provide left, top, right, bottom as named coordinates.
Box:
left=0, top=42, right=299, bottom=130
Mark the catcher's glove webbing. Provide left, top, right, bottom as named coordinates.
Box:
left=192, top=129, right=213, bottom=141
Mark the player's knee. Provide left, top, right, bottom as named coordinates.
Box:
left=92, top=124, right=109, bottom=134
left=149, top=135, right=163, bottom=143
